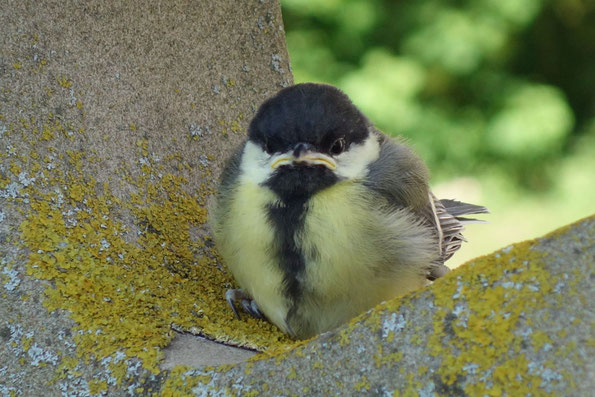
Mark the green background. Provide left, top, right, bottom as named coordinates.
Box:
left=280, top=0, right=594, bottom=265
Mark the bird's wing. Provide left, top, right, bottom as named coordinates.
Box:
left=363, top=133, right=431, bottom=211
left=365, top=134, right=447, bottom=280
left=211, top=141, right=246, bottom=230
left=364, top=132, right=488, bottom=280
left=218, top=142, right=246, bottom=192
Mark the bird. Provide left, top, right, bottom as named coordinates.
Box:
left=211, top=83, right=488, bottom=339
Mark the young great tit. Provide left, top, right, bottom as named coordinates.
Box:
left=212, top=83, right=487, bottom=339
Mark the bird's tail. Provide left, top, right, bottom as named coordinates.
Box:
left=439, top=199, right=489, bottom=224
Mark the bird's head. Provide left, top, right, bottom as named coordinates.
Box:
left=240, top=83, right=381, bottom=201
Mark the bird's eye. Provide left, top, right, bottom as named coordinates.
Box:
left=263, top=138, right=272, bottom=154
left=329, top=137, right=346, bottom=155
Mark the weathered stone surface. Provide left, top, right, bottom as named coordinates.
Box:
left=167, top=216, right=594, bottom=396
left=1, top=0, right=290, bottom=395
left=160, top=334, right=255, bottom=370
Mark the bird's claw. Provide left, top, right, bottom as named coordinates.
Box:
left=225, top=289, right=263, bottom=319
left=427, top=264, right=450, bottom=281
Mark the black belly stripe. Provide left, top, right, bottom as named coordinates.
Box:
left=264, top=165, right=338, bottom=315
left=266, top=197, right=308, bottom=304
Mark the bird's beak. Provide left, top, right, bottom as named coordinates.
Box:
left=295, top=153, right=337, bottom=170
left=271, top=143, right=337, bottom=170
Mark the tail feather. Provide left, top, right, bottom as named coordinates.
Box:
left=455, top=217, right=489, bottom=224
left=440, top=199, right=489, bottom=217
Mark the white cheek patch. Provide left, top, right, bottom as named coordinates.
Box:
left=335, top=133, right=380, bottom=180
left=239, top=141, right=274, bottom=185
left=240, top=141, right=297, bottom=185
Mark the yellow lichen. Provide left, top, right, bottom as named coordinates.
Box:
left=287, top=366, right=297, bottom=380
left=354, top=375, right=371, bottom=391
left=88, top=379, right=108, bottom=395
left=375, top=351, right=404, bottom=369
left=531, top=330, right=553, bottom=352
left=57, top=75, right=73, bottom=89
left=244, top=362, right=253, bottom=375
left=161, top=366, right=201, bottom=397
left=41, top=123, right=55, bottom=141
left=425, top=235, right=575, bottom=395
left=9, top=161, right=21, bottom=176
left=21, top=335, right=33, bottom=352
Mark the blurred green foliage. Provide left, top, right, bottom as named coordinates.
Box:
left=281, top=0, right=594, bottom=191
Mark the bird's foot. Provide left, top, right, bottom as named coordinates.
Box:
left=427, top=263, right=450, bottom=281
left=225, top=289, right=263, bottom=319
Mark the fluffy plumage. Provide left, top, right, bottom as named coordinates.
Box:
left=212, top=83, right=487, bottom=339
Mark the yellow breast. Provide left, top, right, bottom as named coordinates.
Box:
left=295, top=182, right=428, bottom=335
left=215, top=179, right=432, bottom=338
left=213, top=181, right=290, bottom=333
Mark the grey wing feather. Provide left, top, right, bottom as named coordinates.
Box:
left=364, top=133, right=447, bottom=280
left=364, top=132, right=431, bottom=210
left=363, top=131, right=489, bottom=281
left=218, top=142, right=246, bottom=192
left=211, top=142, right=245, bottom=231
left=440, top=199, right=490, bottom=217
